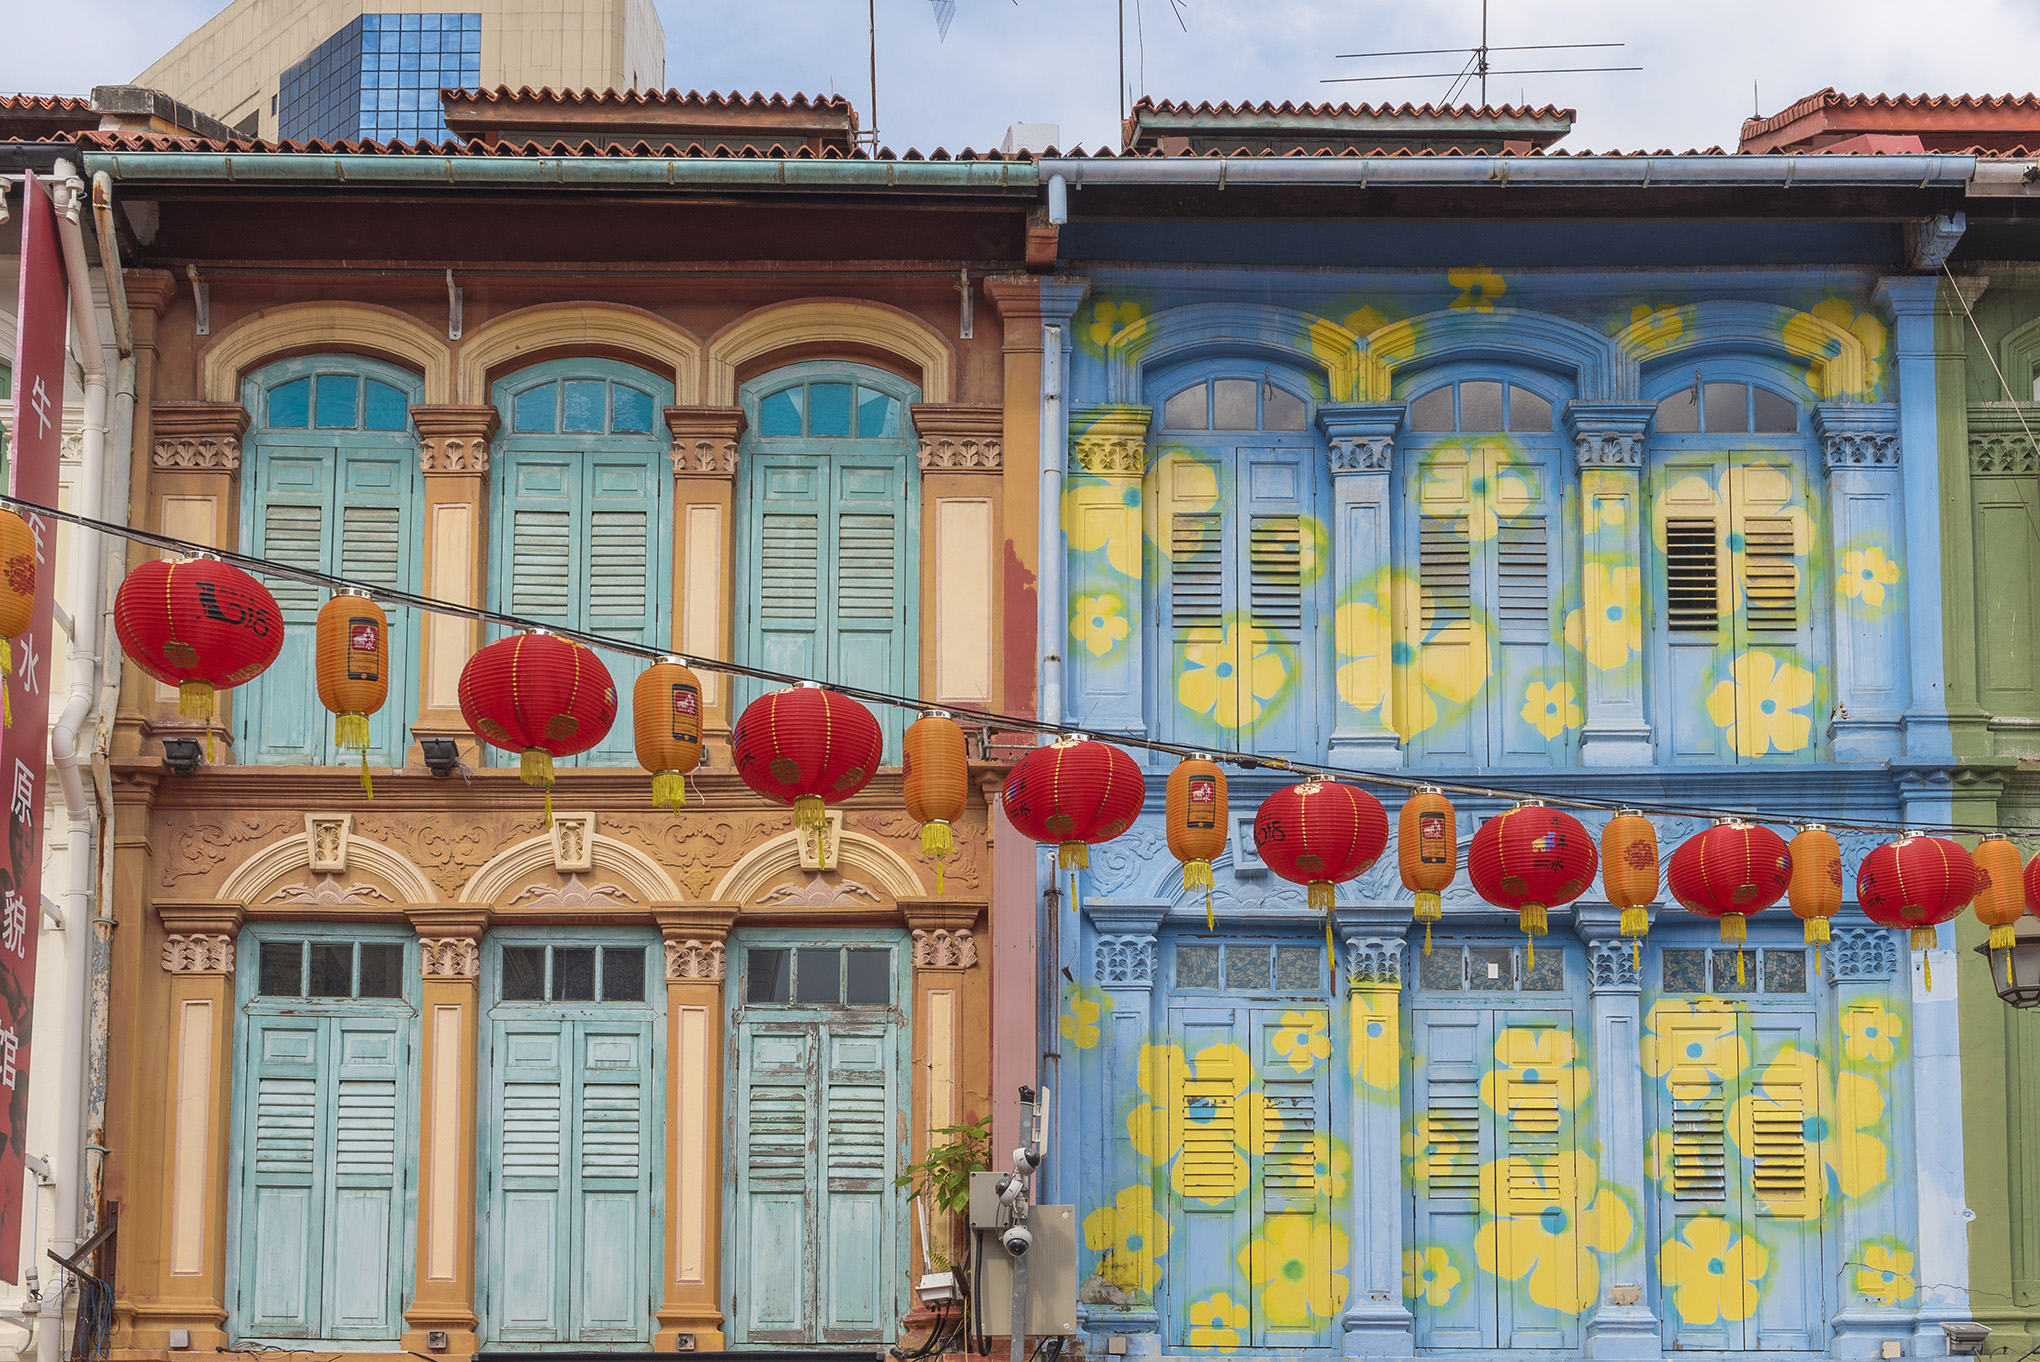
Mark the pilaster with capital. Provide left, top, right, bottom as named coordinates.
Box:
left=1083, top=901, right=1165, bottom=1341
left=1575, top=907, right=1659, bottom=1355
left=402, top=907, right=487, bottom=1354
left=665, top=408, right=745, bottom=745
left=911, top=404, right=1007, bottom=710
left=409, top=406, right=499, bottom=765
left=1317, top=403, right=1407, bottom=764
left=1067, top=404, right=1153, bottom=739
left=1565, top=402, right=1657, bottom=767
left=1331, top=909, right=1415, bottom=1355
left=903, top=898, right=990, bottom=1274
left=1814, top=401, right=1909, bottom=761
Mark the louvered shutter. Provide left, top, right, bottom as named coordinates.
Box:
left=832, top=457, right=911, bottom=761
left=1656, top=456, right=1736, bottom=761
left=733, top=1025, right=817, bottom=1343
left=1166, top=1009, right=1251, bottom=1342
left=1410, top=1009, right=1492, bottom=1348
left=492, top=1024, right=569, bottom=1340
left=1728, top=459, right=1815, bottom=761
left=753, top=458, right=827, bottom=688
left=334, top=447, right=418, bottom=768
left=323, top=1020, right=406, bottom=1338
left=1239, top=450, right=1311, bottom=755
left=1486, top=454, right=1562, bottom=764
left=1492, top=1015, right=1576, bottom=1348
left=244, top=451, right=333, bottom=763
left=239, top=1017, right=328, bottom=1335
left=1407, top=446, right=1480, bottom=763
left=584, top=457, right=659, bottom=764
left=574, top=1025, right=652, bottom=1338
left=1657, top=1008, right=1740, bottom=1350
left=1252, top=1006, right=1335, bottom=1346
left=818, top=1024, right=896, bottom=1340
left=1739, top=1013, right=1825, bottom=1350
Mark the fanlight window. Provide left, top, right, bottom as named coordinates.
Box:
left=265, top=373, right=409, bottom=431
left=510, top=377, right=657, bottom=435
left=1160, top=378, right=1308, bottom=432
left=1654, top=381, right=1798, bottom=435
left=1407, top=380, right=1552, bottom=434
left=757, top=380, right=904, bottom=439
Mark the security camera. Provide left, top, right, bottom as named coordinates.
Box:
left=1000, top=1224, right=1033, bottom=1258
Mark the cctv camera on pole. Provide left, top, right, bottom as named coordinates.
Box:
left=994, top=1086, right=1049, bottom=1362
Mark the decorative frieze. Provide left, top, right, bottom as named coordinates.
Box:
left=412, top=404, right=499, bottom=474
left=1812, top=402, right=1902, bottom=475
left=419, top=937, right=480, bottom=978
left=1344, top=936, right=1405, bottom=989
left=1095, top=934, right=1157, bottom=986
left=912, top=928, right=978, bottom=969
left=665, top=406, right=745, bottom=476
left=1069, top=405, right=1152, bottom=478
left=551, top=812, right=594, bottom=872
left=1588, top=939, right=1642, bottom=992
left=1972, top=431, right=2039, bottom=474
left=1327, top=436, right=1393, bottom=471
left=151, top=402, right=249, bottom=471
left=1563, top=401, right=1655, bottom=472
left=911, top=403, right=1003, bottom=470
left=162, top=934, right=235, bottom=974
left=1822, top=432, right=1901, bottom=470
left=1573, top=432, right=1645, bottom=468
left=1826, top=926, right=1899, bottom=982
left=664, top=938, right=727, bottom=981
left=307, top=814, right=351, bottom=873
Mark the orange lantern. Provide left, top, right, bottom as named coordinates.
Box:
left=1601, top=811, right=1659, bottom=968
left=633, top=659, right=704, bottom=810
left=1166, top=756, right=1229, bottom=929
left=1972, top=837, right=2026, bottom=952
left=316, top=593, right=388, bottom=795
left=0, top=508, right=34, bottom=729
left=1787, top=824, right=1843, bottom=968
left=904, top=710, right=970, bottom=892
left=1398, top=787, right=1456, bottom=955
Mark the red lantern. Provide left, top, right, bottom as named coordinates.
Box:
left=1000, top=737, right=1145, bottom=871
left=458, top=632, right=617, bottom=819
left=1468, top=802, right=1597, bottom=963
left=1857, top=833, right=1978, bottom=984
left=1255, top=782, right=1389, bottom=968
left=114, top=557, right=284, bottom=740
left=1668, top=819, right=1790, bottom=986
left=732, top=683, right=884, bottom=870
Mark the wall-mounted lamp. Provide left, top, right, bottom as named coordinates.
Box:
left=420, top=737, right=462, bottom=778
left=1975, top=916, right=2040, bottom=1009
left=160, top=737, right=202, bottom=776
left=1941, top=1321, right=1991, bottom=1355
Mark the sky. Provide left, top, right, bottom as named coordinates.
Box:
left=2, top=0, right=2039, bottom=153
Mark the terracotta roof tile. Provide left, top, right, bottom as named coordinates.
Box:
left=1744, top=87, right=2040, bottom=140
left=1131, top=95, right=1574, bottom=120
left=443, top=85, right=854, bottom=112
left=0, top=94, right=92, bottom=112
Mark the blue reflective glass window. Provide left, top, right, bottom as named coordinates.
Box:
left=463, top=13, right=480, bottom=29
left=398, top=88, right=419, bottom=110
left=421, top=28, right=441, bottom=52
left=268, top=378, right=310, bottom=428
left=612, top=386, right=654, bottom=434
left=759, top=388, right=803, bottom=436
left=364, top=380, right=408, bottom=430
left=856, top=388, right=899, bottom=438
left=562, top=380, right=605, bottom=433
left=809, top=383, right=852, bottom=437
left=362, top=12, right=380, bottom=29
left=314, top=375, right=359, bottom=428
left=513, top=383, right=556, bottom=433
left=399, top=52, right=419, bottom=72
left=400, top=11, right=421, bottom=29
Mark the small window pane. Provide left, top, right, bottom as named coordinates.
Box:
left=845, top=949, right=890, bottom=1005
left=758, top=388, right=803, bottom=436
left=1459, top=381, right=1505, bottom=432
left=1711, top=948, right=1756, bottom=994
left=1655, top=389, right=1699, bottom=434
left=1764, top=949, right=1808, bottom=995
left=1752, top=388, right=1798, bottom=434
left=797, top=948, right=842, bottom=1004
left=310, top=942, right=354, bottom=997
left=260, top=940, right=305, bottom=996
left=612, top=385, right=655, bottom=434
left=363, top=380, right=408, bottom=430
left=747, top=948, right=791, bottom=1003
left=314, top=375, right=359, bottom=428
left=1408, top=386, right=1454, bottom=432
left=502, top=947, right=546, bottom=1000
left=1704, top=382, right=1749, bottom=434
left=602, top=947, right=646, bottom=1002
left=1507, top=386, right=1553, bottom=432
left=1162, top=384, right=1207, bottom=430
left=268, top=378, right=310, bottom=427
left=562, top=380, right=605, bottom=433
left=357, top=943, right=404, bottom=998
left=1419, top=945, right=1463, bottom=991
left=512, top=384, right=555, bottom=433
left=1225, top=946, right=1271, bottom=991
left=1213, top=378, right=1258, bottom=430
left=1264, top=384, right=1306, bottom=430
left=553, top=948, right=597, bottom=1001
left=809, top=383, right=853, bottom=437
left=1468, top=945, right=1512, bottom=990
left=1661, top=948, right=1706, bottom=993
left=1274, top=945, right=1320, bottom=992
left=856, top=388, right=900, bottom=438
left=1177, top=944, right=1221, bottom=989
left=1522, top=946, right=1564, bottom=991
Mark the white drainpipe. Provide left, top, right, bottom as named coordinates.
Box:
left=1036, top=322, right=1064, bottom=731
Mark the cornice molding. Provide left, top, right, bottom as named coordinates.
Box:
left=665, top=405, right=745, bottom=477
left=412, top=404, right=499, bottom=474
left=151, top=401, right=249, bottom=471
left=1069, top=404, right=1152, bottom=477
left=911, top=403, right=1003, bottom=471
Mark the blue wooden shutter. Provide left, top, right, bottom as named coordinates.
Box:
left=491, top=1022, right=569, bottom=1340
left=1165, top=1008, right=1251, bottom=1344
left=1410, top=1008, right=1492, bottom=1348
left=1491, top=1013, right=1577, bottom=1349
left=243, top=450, right=333, bottom=764
left=817, top=1023, right=895, bottom=1341
left=1160, top=452, right=1237, bottom=750
left=573, top=1024, right=652, bottom=1340
left=240, top=1016, right=328, bottom=1336
left=1239, top=450, right=1310, bottom=756
left=1655, top=453, right=1733, bottom=761
left=732, top=1024, right=818, bottom=1343
left=1406, top=448, right=1481, bottom=764
left=1486, top=450, right=1562, bottom=764
left=324, top=1019, right=407, bottom=1337
left=1250, top=1005, right=1335, bottom=1345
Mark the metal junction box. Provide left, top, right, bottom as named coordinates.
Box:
left=978, top=1205, right=1077, bottom=1336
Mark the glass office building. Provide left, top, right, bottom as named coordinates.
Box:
left=276, top=13, right=481, bottom=143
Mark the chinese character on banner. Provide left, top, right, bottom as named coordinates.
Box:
left=0, top=169, right=70, bottom=1284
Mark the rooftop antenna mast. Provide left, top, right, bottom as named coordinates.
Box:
left=1324, top=0, right=1636, bottom=107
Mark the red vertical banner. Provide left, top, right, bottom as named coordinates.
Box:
left=1, top=170, right=69, bottom=1284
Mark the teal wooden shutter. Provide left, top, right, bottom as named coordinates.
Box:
left=732, top=1024, right=817, bottom=1343
left=756, top=461, right=826, bottom=681
left=325, top=1020, right=407, bottom=1338
left=817, top=1023, right=894, bottom=1341
left=585, top=457, right=659, bottom=764
left=244, top=450, right=333, bottom=764
left=335, top=448, right=418, bottom=769
left=832, top=460, right=909, bottom=758
left=240, top=1017, right=328, bottom=1335
left=574, top=1025, right=652, bottom=1339
left=492, top=1022, right=569, bottom=1340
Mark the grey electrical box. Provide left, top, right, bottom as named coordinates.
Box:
left=979, top=1206, right=1078, bottom=1336
left=968, top=1169, right=1006, bottom=1229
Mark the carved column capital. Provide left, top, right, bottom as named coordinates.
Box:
left=161, top=934, right=236, bottom=974
left=665, top=406, right=745, bottom=477
left=1315, top=401, right=1405, bottom=474
left=1344, top=936, right=1405, bottom=989
left=1587, top=939, right=1642, bottom=993
left=1812, top=402, right=1901, bottom=475
left=151, top=402, right=249, bottom=471
left=911, top=929, right=979, bottom=969
left=1094, top=933, right=1158, bottom=987
left=412, top=404, right=499, bottom=474
left=911, top=403, right=1004, bottom=471
left=1563, top=401, right=1655, bottom=472
left=419, top=938, right=481, bottom=978
left=1069, top=405, right=1152, bottom=477
left=653, top=902, right=741, bottom=989
left=664, top=939, right=727, bottom=981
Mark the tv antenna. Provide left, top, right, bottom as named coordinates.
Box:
left=1323, top=0, right=1636, bottom=107
left=1118, top=0, right=1189, bottom=130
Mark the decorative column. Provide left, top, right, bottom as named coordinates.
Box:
left=411, top=405, right=497, bottom=765
left=151, top=901, right=244, bottom=1351
left=402, top=907, right=487, bottom=1356
left=903, top=898, right=989, bottom=1293
left=1332, top=909, right=1415, bottom=1356
left=1316, top=403, right=1406, bottom=764
left=1065, top=406, right=1151, bottom=740
left=1815, top=403, right=1908, bottom=761
left=147, top=403, right=248, bottom=744
left=654, top=904, right=741, bottom=1351
left=666, top=409, right=744, bottom=752
left=911, top=406, right=1004, bottom=711
left=1564, top=402, right=1657, bottom=766
left=1083, top=900, right=1164, bottom=1353
left=1577, top=907, right=1658, bottom=1357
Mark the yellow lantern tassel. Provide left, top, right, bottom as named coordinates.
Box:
left=1804, top=917, right=1830, bottom=946
left=334, top=712, right=371, bottom=751
left=923, top=820, right=954, bottom=889
left=1425, top=922, right=1433, bottom=956
left=1059, top=841, right=1089, bottom=870
left=1324, top=911, right=1337, bottom=975
left=1991, top=922, right=2019, bottom=951
left=794, top=794, right=829, bottom=869
left=520, top=748, right=555, bottom=824
left=179, top=679, right=215, bottom=720
left=651, top=770, right=687, bottom=811
left=1911, top=926, right=1939, bottom=953
left=1620, top=905, right=1649, bottom=938
left=1185, top=860, right=1215, bottom=930
left=1414, top=890, right=1442, bottom=956
left=1720, top=913, right=1747, bottom=944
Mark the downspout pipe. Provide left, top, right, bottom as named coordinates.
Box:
left=1036, top=322, right=1064, bottom=732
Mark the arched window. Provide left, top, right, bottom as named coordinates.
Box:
left=489, top=358, right=673, bottom=767
left=1150, top=366, right=1327, bottom=758
left=239, top=355, right=423, bottom=766
left=1396, top=371, right=1571, bottom=766
left=1646, top=367, right=1819, bottom=762
left=735, top=362, right=920, bottom=758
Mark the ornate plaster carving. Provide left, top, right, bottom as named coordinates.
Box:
left=1971, top=430, right=2039, bottom=475
left=308, top=814, right=351, bottom=873
left=912, top=928, right=978, bottom=969
left=713, top=828, right=922, bottom=904
left=1095, top=934, right=1157, bottom=986
left=150, top=402, right=248, bottom=471
left=419, top=937, right=480, bottom=978
left=1344, top=937, right=1404, bottom=988
left=152, top=436, right=241, bottom=470
left=755, top=873, right=883, bottom=908
left=1573, top=432, right=1645, bottom=468
left=1068, top=405, right=1152, bottom=478
left=665, top=938, right=727, bottom=981
left=551, top=813, right=595, bottom=872
left=217, top=825, right=437, bottom=905
left=1588, top=939, right=1642, bottom=992
left=412, top=405, right=499, bottom=474
left=461, top=829, right=679, bottom=904
left=1826, top=926, right=1899, bottom=982
left=162, top=935, right=235, bottom=974
left=264, top=875, right=394, bottom=907
left=1327, top=436, right=1392, bottom=471
left=911, top=403, right=1004, bottom=470
left=1821, top=432, right=1901, bottom=472
left=504, top=875, right=637, bottom=909
left=665, top=407, right=744, bottom=476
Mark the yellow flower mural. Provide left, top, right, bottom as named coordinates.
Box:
left=1563, top=564, right=1643, bottom=671
left=1521, top=680, right=1585, bottom=741
left=1084, top=1184, right=1171, bottom=1294
left=1063, top=478, right=1144, bottom=578
left=1705, top=651, right=1817, bottom=757
left=1085, top=299, right=1148, bottom=354
left=1179, top=623, right=1293, bottom=730
left=1782, top=297, right=1888, bottom=401
left=1625, top=302, right=1690, bottom=355
left=1403, top=1246, right=1462, bottom=1307
left=1419, top=447, right=1539, bottom=542
left=1349, top=988, right=1400, bottom=1092
left=1841, top=1002, right=1904, bottom=1066
left=1854, top=1241, right=1917, bottom=1307
left=1474, top=1152, right=1634, bottom=1314
left=1060, top=983, right=1104, bottom=1050
left=1335, top=599, right=1391, bottom=714
left=1840, top=547, right=1901, bottom=609
left=1184, top=1291, right=1249, bottom=1349
left=1242, top=1217, right=1351, bottom=1326
left=1479, top=1026, right=1591, bottom=1112
left=1272, top=1010, right=1333, bottom=1072
left=1659, top=1215, right=1768, bottom=1325
left=1642, top=998, right=1751, bottom=1098
left=1728, top=1045, right=1888, bottom=1204
left=1449, top=264, right=1506, bottom=312
left=1128, top=1040, right=1256, bottom=1205
left=1305, top=1134, right=1351, bottom=1199
left=1396, top=616, right=1493, bottom=742
left=1071, top=593, right=1131, bottom=659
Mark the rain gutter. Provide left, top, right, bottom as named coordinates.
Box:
left=80, top=152, right=1040, bottom=191
left=1036, top=153, right=1975, bottom=190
